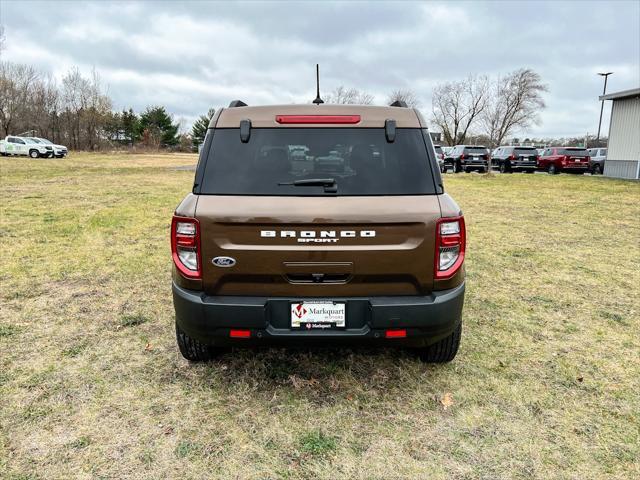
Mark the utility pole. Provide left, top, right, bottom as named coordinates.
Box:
left=596, top=72, right=613, bottom=145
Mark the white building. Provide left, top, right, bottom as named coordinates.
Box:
left=600, top=88, right=640, bottom=179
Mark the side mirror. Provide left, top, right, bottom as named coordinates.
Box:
left=240, top=119, right=251, bottom=143
left=385, top=119, right=396, bottom=143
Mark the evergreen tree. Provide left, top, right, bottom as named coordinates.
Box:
left=121, top=108, right=140, bottom=144
left=138, top=106, right=179, bottom=147
left=192, top=108, right=215, bottom=146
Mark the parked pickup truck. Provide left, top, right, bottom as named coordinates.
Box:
left=0, top=136, right=53, bottom=158
left=171, top=101, right=466, bottom=363
left=538, top=147, right=590, bottom=174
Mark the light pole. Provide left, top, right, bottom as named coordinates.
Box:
left=596, top=72, right=613, bottom=145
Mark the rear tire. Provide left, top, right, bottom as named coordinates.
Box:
left=548, top=164, right=558, bottom=175
left=176, top=323, right=223, bottom=361
left=29, top=149, right=40, bottom=159
left=592, top=164, right=601, bottom=175
left=418, top=322, right=462, bottom=363
left=454, top=161, right=462, bottom=173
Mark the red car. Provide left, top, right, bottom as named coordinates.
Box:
left=538, top=147, right=590, bottom=174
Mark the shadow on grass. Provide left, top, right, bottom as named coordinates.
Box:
left=182, top=347, right=449, bottom=406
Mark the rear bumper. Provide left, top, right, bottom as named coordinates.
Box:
left=173, top=281, right=465, bottom=347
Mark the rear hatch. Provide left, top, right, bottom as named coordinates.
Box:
left=463, top=146, right=488, bottom=163
left=560, top=148, right=589, bottom=167
left=513, top=147, right=538, bottom=165
left=195, top=126, right=441, bottom=297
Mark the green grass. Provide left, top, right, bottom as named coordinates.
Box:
left=1, top=153, right=638, bottom=479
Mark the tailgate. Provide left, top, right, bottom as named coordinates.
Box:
left=197, top=195, right=441, bottom=296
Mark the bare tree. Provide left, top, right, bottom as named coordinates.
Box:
left=0, top=62, right=39, bottom=137
left=325, top=86, right=374, bottom=105
left=431, top=75, right=489, bottom=146
left=387, top=88, right=421, bottom=108
left=0, top=25, right=5, bottom=52
left=481, top=69, right=547, bottom=148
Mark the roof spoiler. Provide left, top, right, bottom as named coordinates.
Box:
left=389, top=100, right=408, bottom=108
left=228, top=100, right=248, bottom=108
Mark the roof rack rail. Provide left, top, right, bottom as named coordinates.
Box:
left=228, top=100, right=248, bottom=108
left=390, top=100, right=408, bottom=108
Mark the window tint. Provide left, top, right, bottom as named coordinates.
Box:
left=463, top=146, right=488, bottom=154
left=200, top=128, right=436, bottom=196
left=514, top=148, right=537, bottom=155
left=559, top=148, right=588, bottom=156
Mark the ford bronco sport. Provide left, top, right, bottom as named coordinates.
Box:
left=172, top=101, right=466, bottom=362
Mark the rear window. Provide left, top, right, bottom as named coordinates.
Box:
left=199, top=128, right=436, bottom=196
left=514, top=148, right=538, bottom=155
left=463, top=147, right=487, bottom=154
left=559, top=148, right=588, bottom=156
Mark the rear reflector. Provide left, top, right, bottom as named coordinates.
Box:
left=230, top=329, right=251, bottom=338
left=385, top=329, right=407, bottom=338
left=275, top=115, right=361, bottom=124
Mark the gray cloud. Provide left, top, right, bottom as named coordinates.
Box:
left=2, top=0, right=639, bottom=137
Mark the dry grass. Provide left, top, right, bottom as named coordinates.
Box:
left=1, top=153, right=638, bottom=479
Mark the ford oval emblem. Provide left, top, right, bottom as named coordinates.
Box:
left=212, top=256, right=236, bottom=268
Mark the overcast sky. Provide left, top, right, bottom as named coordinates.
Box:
left=2, top=0, right=639, bottom=137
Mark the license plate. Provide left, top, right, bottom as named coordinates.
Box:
left=291, top=301, right=346, bottom=329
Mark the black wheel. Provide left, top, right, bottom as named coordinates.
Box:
left=464, top=167, right=471, bottom=173
left=29, top=149, right=40, bottom=159
left=499, top=162, right=512, bottom=174
left=548, top=164, right=558, bottom=175
left=592, top=164, right=601, bottom=175
left=418, top=322, right=462, bottom=363
left=454, top=161, right=462, bottom=173
left=176, top=323, right=224, bottom=361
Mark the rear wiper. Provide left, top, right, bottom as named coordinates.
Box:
left=278, top=178, right=337, bottom=193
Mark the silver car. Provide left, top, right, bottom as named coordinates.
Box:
left=587, top=148, right=607, bottom=175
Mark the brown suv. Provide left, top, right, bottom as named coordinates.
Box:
left=171, top=101, right=466, bottom=362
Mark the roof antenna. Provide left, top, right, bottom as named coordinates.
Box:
left=312, top=64, right=324, bottom=105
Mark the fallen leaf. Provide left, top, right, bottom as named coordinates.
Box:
left=440, top=392, right=454, bottom=410
left=144, top=342, right=153, bottom=351
left=577, top=376, right=584, bottom=382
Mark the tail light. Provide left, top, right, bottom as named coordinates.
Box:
left=171, top=215, right=201, bottom=279
left=459, top=154, right=466, bottom=160
left=509, top=153, right=516, bottom=160
left=435, top=216, right=466, bottom=279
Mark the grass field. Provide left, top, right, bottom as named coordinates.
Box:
left=1, top=153, right=639, bottom=479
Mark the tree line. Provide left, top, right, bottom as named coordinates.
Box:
left=0, top=61, right=214, bottom=151
left=1, top=60, right=554, bottom=151
left=328, top=68, right=549, bottom=148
